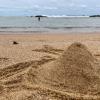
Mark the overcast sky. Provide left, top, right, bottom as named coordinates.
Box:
left=0, top=0, right=99, bottom=16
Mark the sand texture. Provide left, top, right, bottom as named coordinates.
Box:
left=0, top=33, right=100, bottom=99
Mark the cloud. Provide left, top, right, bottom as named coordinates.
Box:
left=0, top=0, right=99, bottom=16
left=69, top=3, right=75, bottom=7
left=80, top=5, right=87, bottom=8
left=34, top=5, right=40, bottom=8
left=68, top=3, right=87, bottom=8
left=43, top=6, right=58, bottom=10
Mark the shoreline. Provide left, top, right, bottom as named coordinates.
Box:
left=0, top=32, right=100, bottom=43
left=0, top=31, right=100, bottom=35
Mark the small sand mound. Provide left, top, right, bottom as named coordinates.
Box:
left=37, top=42, right=100, bottom=94
left=33, top=45, right=63, bottom=55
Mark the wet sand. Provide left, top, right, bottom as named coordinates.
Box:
left=0, top=32, right=100, bottom=99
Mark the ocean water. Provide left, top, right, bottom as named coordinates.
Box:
left=0, top=16, right=100, bottom=33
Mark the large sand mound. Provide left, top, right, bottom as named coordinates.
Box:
left=37, top=42, right=100, bottom=94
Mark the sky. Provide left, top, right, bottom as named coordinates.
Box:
left=0, top=0, right=99, bottom=16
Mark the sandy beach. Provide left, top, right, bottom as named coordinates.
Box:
left=1, top=32, right=100, bottom=99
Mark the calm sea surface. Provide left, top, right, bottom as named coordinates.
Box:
left=0, top=16, right=100, bottom=33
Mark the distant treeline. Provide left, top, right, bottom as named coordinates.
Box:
left=30, top=15, right=47, bottom=17
left=90, top=15, right=100, bottom=17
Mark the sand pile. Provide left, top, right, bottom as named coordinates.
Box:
left=37, top=42, right=100, bottom=94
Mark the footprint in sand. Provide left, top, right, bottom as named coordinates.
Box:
left=0, top=58, right=9, bottom=63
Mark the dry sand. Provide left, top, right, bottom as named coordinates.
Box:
left=0, top=33, right=100, bottom=99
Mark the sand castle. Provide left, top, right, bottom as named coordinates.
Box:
left=36, top=42, right=100, bottom=94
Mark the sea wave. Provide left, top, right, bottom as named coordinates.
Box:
left=44, top=26, right=100, bottom=29
left=0, top=26, right=100, bottom=29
